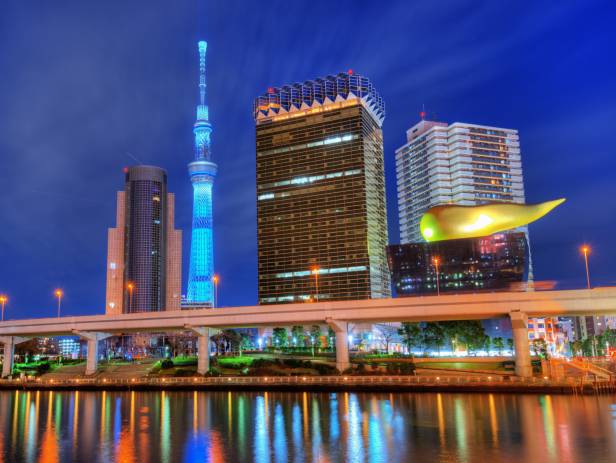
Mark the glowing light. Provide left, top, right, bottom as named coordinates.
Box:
left=461, top=214, right=494, bottom=233
left=187, top=41, right=217, bottom=307
left=420, top=198, right=565, bottom=242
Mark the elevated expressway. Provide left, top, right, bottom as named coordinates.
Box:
left=1, top=288, right=615, bottom=378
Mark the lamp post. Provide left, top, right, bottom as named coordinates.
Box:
left=0, top=295, right=7, bottom=321
left=580, top=245, right=591, bottom=289
left=54, top=289, right=63, bottom=318
left=127, top=282, right=135, bottom=312
left=311, top=266, right=320, bottom=302
left=212, top=274, right=219, bottom=308
left=432, top=256, right=441, bottom=296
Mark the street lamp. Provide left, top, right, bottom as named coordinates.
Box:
left=432, top=256, right=441, bottom=296
left=311, top=266, right=320, bottom=302
left=580, top=245, right=591, bottom=289
left=127, top=282, right=135, bottom=312
left=212, top=274, right=219, bottom=308
left=54, top=289, right=63, bottom=318
left=0, top=295, right=7, bottom=321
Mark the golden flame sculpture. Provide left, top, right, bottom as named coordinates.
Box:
left=420, top=199, right=566, bottom=242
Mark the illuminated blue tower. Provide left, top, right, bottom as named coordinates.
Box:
left=187, top=40, right=217, bottom=305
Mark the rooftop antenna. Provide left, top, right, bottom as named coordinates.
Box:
left=420, top=104, right=426, bottom=121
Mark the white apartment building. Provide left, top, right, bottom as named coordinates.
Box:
left=395, top=120, right=525, bottom=243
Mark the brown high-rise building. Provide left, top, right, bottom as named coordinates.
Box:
left=105, top=166, right=182, bottom=314
left=254, top=72, right=391, bottom=304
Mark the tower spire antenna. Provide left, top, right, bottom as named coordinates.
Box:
left=187, top=39, right=217, bottom=308
left=198, top=40, right=207, bottom=107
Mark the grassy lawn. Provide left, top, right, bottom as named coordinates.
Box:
left=418, top=361, right=510, bottom=371
left=217, top=356, right=254, bottom=368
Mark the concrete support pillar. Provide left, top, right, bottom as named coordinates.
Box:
left=509, top=311, right=532, bottom=378
left=185, top=326, right=210, bottom=375
left=198, top=332, right=210, bottom=375
left=74, top=332, right=112, bottom=376
left=326, top=318, right=350, bottom=372
left=0, top=336, right=28, bottom=378
left=86, top=338, right=99, bottom=376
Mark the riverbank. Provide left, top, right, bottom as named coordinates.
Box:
left=1, top=375, right=614, bottom=394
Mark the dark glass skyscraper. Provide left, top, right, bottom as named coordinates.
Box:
left=387, top=232, right=529, bottom=296
left=254, top=72, right=391, bottom=304
left=105, top=166, right=181, bottom=314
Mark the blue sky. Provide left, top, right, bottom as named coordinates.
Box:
left=1, top=0, right=615, bottom=318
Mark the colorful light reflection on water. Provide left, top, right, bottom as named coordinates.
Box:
left=0, top=390, right=614, bottom=462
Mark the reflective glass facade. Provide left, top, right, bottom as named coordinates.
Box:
left=124, top=166, right=167, bottom=312
left=255, top=73, right=390, bottom=304
left=387, top=232, right=528, bottom=296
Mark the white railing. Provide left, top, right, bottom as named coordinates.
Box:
left=0, top=374, right=612, bottom=389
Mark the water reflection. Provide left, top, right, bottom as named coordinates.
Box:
left=0, top=390, right=614, bottom=462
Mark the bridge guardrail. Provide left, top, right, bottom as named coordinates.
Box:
left=0, top=374, right=613, bottom=389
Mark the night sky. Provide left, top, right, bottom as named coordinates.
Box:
left=1, top=1, right=615, bottom=319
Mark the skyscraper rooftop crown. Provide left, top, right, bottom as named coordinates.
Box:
left=253, top=71, right=385, bottom=125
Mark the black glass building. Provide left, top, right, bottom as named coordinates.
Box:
left=387, top=232, right=528, bottom=296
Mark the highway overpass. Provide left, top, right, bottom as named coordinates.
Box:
left=1, top=288, right=615, bottom=378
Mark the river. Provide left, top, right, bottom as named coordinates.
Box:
left=0, top=390, right=614, bottom=462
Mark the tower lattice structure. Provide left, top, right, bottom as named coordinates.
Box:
left=187, top=40, right=217, bottom=305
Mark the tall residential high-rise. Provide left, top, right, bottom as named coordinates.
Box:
left=254, top=71, right=391, bottom=304
left=105, top=166, right=182, bottom=314
left=395, top=119, right=525, bottom=243
left=186, top=40, right=217, bottom=307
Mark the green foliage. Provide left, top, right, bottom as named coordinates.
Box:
left=206, top=367, right=222, bottom=377
left=492, top=337, right=505, bottom=355
left=313, top=363, right=337, bottom=375
left=327, top=327, right=336, bottom=349
left=291, top=326, right=305, bottom=346
left=506, top=338, right=514, bottom=352
left=455, top=321, right=487, bottom=354
left=531, top=338, right=549, bottom=359
left=251, top=358, right=277, bottom=368
left=160, top=359, right=174, bottom=369
left=309, top=325, right=322, bottom=344
left=398, top=322, right=422, bottom=353
left=173, top=356, right=197, bottom=367
left=422, top=322, right=446, bottom=354
left=217, top=356, right=254, bottom=369
left=398, top=362, right=416, bottom=375
left=272, top=327, right=289, bottom=348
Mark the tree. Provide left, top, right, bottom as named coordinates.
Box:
left=327, top=327, right=336, bottom=350
left=15, top=338, right=39, bottom=363
left=375, top=324, right=396, bottom=354
left=309, top=325, right=322, bottom=350
left=455, top=321, right=486, bottom=355
left=531, top=338, right=549, bottom=360
left=272, top=327, right=288, bottom=349
left=483, top=336, right=492, bottom=355
left=440, top=321, right=466, bottom=354
left=570, top=340, right=583, bottom=357
left=291, top=325, right=305, bottom=348
left=492, top=337, right=505, bottom=355
left=239, top=334, right=252, bottom=356
left=422, top=322, right=446, bottom=355
left=222, top=330, right=242, bottom=354
left=506, top=338, right=514, bottom=354
left=398, top=322, right=421, bottom=356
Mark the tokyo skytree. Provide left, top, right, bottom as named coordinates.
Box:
left=186, top=40, right=217, bottom=306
